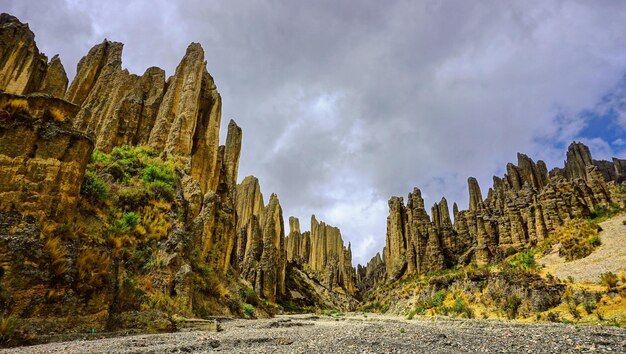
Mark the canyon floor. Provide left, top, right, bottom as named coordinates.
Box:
left=4, top=313, right=625, bottom=354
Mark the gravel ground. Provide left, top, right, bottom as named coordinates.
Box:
left=539, top=215, right=626, bottom=283
left=3, top=313, right=625, bottom=353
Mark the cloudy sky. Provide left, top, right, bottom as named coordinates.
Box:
left=5, top=1, right=626, bottom=265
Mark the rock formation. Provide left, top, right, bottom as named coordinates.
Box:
left=0, top=13, right=367, bottom=333
left=61, top=38, right=223, bottom=196
left=356, top=253, right=385, bottom=294
left=234, top=176, right=286, bottom=302
left=67, top=40, right=168, bottom=153
left=286, top=217, right=311, bottom=264
left=0, top=14, right=48, bottom=95
left=191, top=120, right=242, bottom=273
left=0, top=93, right=92, bottom=221
left=284, top=216, right=357, bottom=296
left=370, top=141, right=623, bottom=286
left=39, top=55, right=68, bottom=97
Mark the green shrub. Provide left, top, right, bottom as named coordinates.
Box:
left=243, top=304, right=254, bottom=317
left=105, top=162, right=128, bottom=181
left=583, top=301, right=597, bottom=314
left=507, top=249, right=537, bottom=270
left=588, top=235, right=602, bottom=247
left=110, top=146, right=144, bottom=174
left=117, top=187, right=150, bottom=209
left=240, top=287, right=259, bottom=307
left=590, top=203, right=622, bottom=222
left=110, top=212, right=141, bottom=235
left=546, top=312, right=560, bottom=322
left=90, top=149, right=108, bottom=164
left=452, top=298, right=474, bottom=318
left=142, top=164, right=175, bottom=185
left=123, top=212, right=140, bottom=228
left=504, top=294, right=522, bottom=319
left=432, top=290, right=445, bottom=307
left=111, top=145, right=140, bottom=161
left=147, top=180, right=175, bottom=201
left=622, top=220, right=626, bottom=226
left=600, top=272, right=618, bottom=290
left=567, top=304, right=581, bottom=320
left=320, top=309, right=344, bottom=317
left=81, top=171, right=109, bottom=203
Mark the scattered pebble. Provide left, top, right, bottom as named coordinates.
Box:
left=3, top=313, right=625, bottom=353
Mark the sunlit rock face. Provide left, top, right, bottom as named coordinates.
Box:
left=234, top=176, right=287, bottom=302
left=0, top=93, right=92, bottom=222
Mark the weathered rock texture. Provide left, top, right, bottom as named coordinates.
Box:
left=234, top=176, right=286, bottom=302
left=0, top=93, right=92, bottom=221
left=0, top=14, right=48, bottom=95
left=0, top=14, right=68, bottom=97
left=284, top=216, right=357, bottom=296
left=356, top=253, right=385, bottom=294
left=39, top=55, right=68, bottom=97
left=191, top=120, right=242, bottom=273
left=63, top=39, right=222, bottom=196
left=286, top=217, right=310, bottom=264
left=373, top=142, right=623, bottom=286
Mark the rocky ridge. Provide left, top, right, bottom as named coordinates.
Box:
left=285, top=216, right=358, bottom=297
left=372, top=142, right=625, bottom=285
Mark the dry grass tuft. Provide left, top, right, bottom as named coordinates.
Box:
left=44, top=237, right=68, bottom=277
left=76, top=249, right=110, bottom=295
left=0, top=98, right=29, bottom=115
left=141, top=203, right=172, bottom=241
left=600, top=272, right=619, bottom=291
left=48, top=107, right=67, bottom=122
left=0, top=315, right=18, bottom=344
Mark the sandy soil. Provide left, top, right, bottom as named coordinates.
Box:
left=3, top=313, right=625, bottom=353
left=539, top=215, right=626, bottom=283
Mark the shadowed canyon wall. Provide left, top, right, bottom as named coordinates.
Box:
left=285, top=216, right=358, bottom=296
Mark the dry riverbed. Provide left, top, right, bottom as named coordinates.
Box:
left=3, top=313, right=625, bottom=353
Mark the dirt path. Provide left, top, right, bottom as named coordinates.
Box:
left=3, top=314, right=625, bottom=353
left=539, top=214, right=626, bottom=283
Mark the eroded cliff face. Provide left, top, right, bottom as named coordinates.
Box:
left=0, top=93, right=92, bottom=222
left=65, top=40, right=222, bottom=196
left=373, top=142, right=623, bottom=286
left=234, top=176, right=286, bottom=302
left=284, top=216, right=357, bottom=296
left=0, top=14, right=68, bottom=97
left=356, top=253, right=385, bottom=294
left=67, top=41, right=167, bottom=153
left=286, top=217, right=310, bottom=264
left=190, top=120, right=242, bottom=273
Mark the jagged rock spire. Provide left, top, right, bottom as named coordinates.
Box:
left=468, top=177, right=483, bottom=211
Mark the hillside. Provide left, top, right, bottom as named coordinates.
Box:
left=539, top=214, right=626, bottom=283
